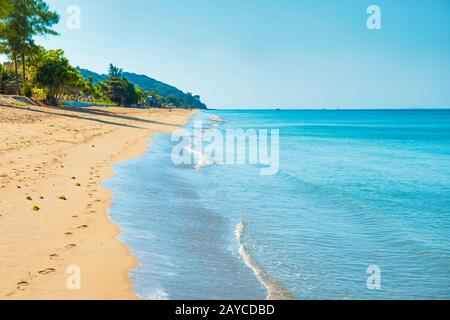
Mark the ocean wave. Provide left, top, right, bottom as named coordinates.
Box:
left=234, top=222, right=293, bottom=300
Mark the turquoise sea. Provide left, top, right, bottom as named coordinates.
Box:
left=104, top=109, right=450, bottom=300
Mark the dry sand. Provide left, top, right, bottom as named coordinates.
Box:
left=0, top=98, right=195, bottom=299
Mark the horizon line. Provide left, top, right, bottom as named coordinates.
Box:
left=209, top=107, right=450, bottom=110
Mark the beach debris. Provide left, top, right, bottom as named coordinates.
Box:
left=76, top=183, right=81, bottom=187
left=32, top=205, right=40, bottom=211
left=26, top=196, right=32, bottom=201
left=58, top=195, right=67, bottom=200
left=40, top=196, right=44, bottom=199
left=91, top=144, right=95, bottom=148
left=16, top=185, right=21, bottom=189
left=71, top=176, right=76, bottom=180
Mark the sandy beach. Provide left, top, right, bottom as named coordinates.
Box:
left=0, top=98, right=195, bottom=299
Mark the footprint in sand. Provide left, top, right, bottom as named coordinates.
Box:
left=38, top=268, right=56, bottom=275
left=65, top=232, right=73, bottom=236
left=16, top=281, right=29, bottom=290
left=65, top=244, right=77, bottom=249
left=78, top=225, right=88, bottom=229
left=49, top=254, right=59, bottom=260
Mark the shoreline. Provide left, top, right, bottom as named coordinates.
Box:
left=234, top=222, right=293, bottom=300
left=0, top=101, right=196, bottom=299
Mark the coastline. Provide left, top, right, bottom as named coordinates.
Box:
left=0, top=102, right=196, bottom=299
left=105, top=111, right=290, bottom=300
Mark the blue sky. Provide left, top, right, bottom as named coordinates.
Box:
left=3, top=0, right=450, bottom=108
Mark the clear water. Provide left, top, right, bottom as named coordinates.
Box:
left=104, top=109, right=450, bottom=300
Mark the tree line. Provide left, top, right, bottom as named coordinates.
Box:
left=0, top=0, right=195, bottom=108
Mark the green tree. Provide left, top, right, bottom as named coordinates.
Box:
left=108, top=77, right=138, bottom=107
left=21, top=0, right=59, bottom=82
left=64, top=72, right=85, bottom=101
left=0, top=0, right=59, bottom=93
left=165, top=96, right=181, bottom=107
left=24, top=45, right=46, bottom=80
left=0, top=0, right=11, bottom=18
left=0, top=1, right=25, bottom=94
left=0, top=63, right=15, bottom=94
left=106, top=63, right=139, bottom=107
left=108, top=63, right=122, bottom=78
left=135, top=86, right=149, bottom=105
left=82, top=76, right=96, bottom=101
left=95, top=81, right=110, bottom=101
left=34, top=49, right=83, bottom=105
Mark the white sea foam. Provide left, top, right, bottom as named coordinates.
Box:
left=234, top=222, right=292, bottom=300
left=139, top=287, right=170, bottom=300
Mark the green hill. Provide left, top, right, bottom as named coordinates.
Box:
left=77, top=68, right=106, bottom=84
left=77, top=67, right=207, bottom=109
